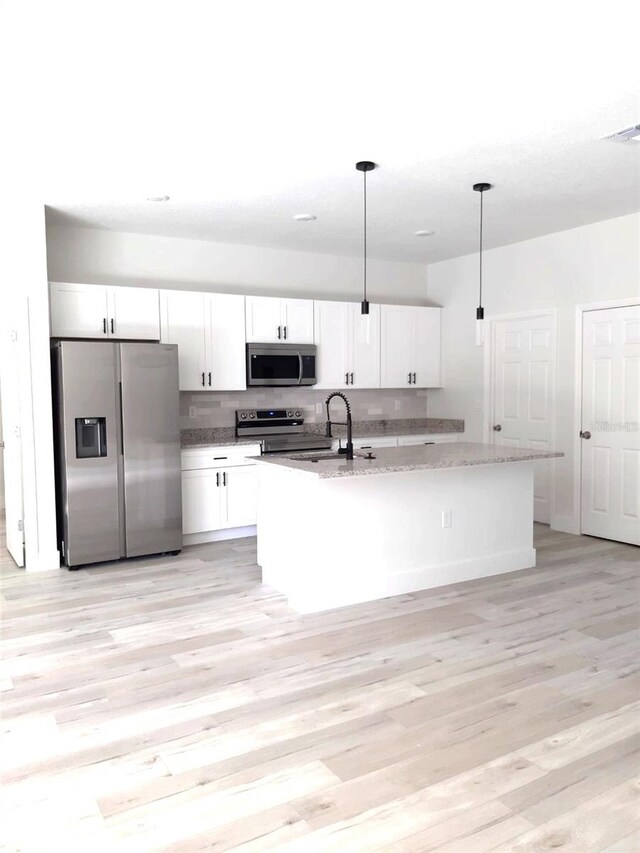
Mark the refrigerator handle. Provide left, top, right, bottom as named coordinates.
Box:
left=118, top=381, right=125, bottom=456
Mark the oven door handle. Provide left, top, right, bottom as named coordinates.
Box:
left=297, top=352, right=303, bottom=385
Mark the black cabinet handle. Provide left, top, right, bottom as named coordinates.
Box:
left=345, top=372, right=349, bottom=384
left=408, top=372, right=412, bottom=384
left=283, top=326, right=287, bottom=340
left=110, top=318, right=115, bottom=334
left=277, top=325, right=282, bottom=339
left=103, top=318, right=107, bottom=334
left=223, top=471, right=226, bottom=486
left=202, top=372, right=205, bottom=386
left=412, top=372, right=416, bottom=384
left=216, top=471, right=220, bottom=487
left=350, top=372, right=354, bottom=384
left=208, top=372, right=212, bottom=386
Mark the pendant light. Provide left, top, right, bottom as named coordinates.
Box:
left=356, top=160, right=376, bottom=314
left=473, top=182, right=492, bottom=346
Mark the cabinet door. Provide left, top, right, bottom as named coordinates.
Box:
left=181, top=469, right=223, bottom=534
left=49, top=282, right=109, bottom=338
left=350, top=303, right=380, bottom=388
left=281, top=298, right=314, bottom=343
left=108, top=286, right=160, bottom=340
left=207, top=294, right=246, bottom=390
left=160, top=290, right=208, bottom=390
left=412, top=307, right=442, bottom=388
left=222, top=465, right=258, bottom=528
left=314, top=301, right=350, bottom=388
left=245, top=296, right=283, bottom=342
left=380, top=305, right=413, bottom=388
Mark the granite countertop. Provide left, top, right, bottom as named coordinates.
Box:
left=181, top=417, right=464, bottom=448
left=253, top=441, right=563, bottom=480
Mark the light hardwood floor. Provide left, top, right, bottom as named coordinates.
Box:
left=1, top=520, right=639, bottom=852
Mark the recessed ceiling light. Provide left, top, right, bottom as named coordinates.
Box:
left=293, top=213, right=317, bottom=221
left=146, top=195, right=170, bottom=202
left=414, top=229, right=435, bottom=237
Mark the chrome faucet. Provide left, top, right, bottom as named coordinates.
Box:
left=325, top=392, right=354, bottom=460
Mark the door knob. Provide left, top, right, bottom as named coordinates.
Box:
left=580, top=430, right=591, bottom=440
left=493, top=424, right=502, bottom=432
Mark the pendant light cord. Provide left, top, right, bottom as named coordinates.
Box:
left=478, top=189, right=484, bottom=310
left=363, top=169, right=367, bottom=304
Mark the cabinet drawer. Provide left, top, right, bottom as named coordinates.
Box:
left=181, top=444, right=261, bottom=471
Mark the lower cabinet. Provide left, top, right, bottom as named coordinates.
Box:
left=181, top=445, right=260, bottom=539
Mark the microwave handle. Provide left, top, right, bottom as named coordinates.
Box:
left=297, top=352, right=303, bottom=384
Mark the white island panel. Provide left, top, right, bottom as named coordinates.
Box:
left=257, top=459, right=537, bottom=613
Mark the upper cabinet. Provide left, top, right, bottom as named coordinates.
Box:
left=314, top=301, right=380, bottom=388
left=245, top=296, right=314, bottom=344
left=49, top=282, right=160, bottom=340
left=380, top=305, right=442, bottom=388
left=160, top=290, right=246, bottom=391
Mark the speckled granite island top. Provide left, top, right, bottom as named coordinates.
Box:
left=254, top=441, right=563, bottom=479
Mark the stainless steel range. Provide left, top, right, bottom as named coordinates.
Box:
left=235, top=409, right=332, bottom=454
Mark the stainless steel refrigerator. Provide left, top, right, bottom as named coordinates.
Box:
left=51, top=341, right=182, bottom=568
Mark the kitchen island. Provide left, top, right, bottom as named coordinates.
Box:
left=255, top=442, right=562, bottom=613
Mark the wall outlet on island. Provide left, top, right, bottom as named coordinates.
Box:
left=441, top=509, right=452, bottom=528
left=189, top=407, right=197, bottom=419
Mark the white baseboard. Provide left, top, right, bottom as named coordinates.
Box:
left=183, top=525, right=256, bottom=546
left=551, top=514, right=580, bottom=535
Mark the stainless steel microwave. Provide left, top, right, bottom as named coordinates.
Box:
left=246, top=343, right=317, bottom=386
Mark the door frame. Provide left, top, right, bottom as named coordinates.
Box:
left=483, top=308, right=558, bottom=523
left=573, top=297, right=640, bottom=535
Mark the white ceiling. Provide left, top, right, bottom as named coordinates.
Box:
left=9, top=0, right=639, bottom=263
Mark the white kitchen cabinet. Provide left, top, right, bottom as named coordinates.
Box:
left=181, top=444, right=260, bottom=541
left=160, top=290, right=246, bottom=391
left=380, top=305, right=442, bottom=388
left=314, top=301, right=380, bottom=388
left=181, top=468, right=225, bottom=535
left=49, top=282, right=160, bottom=340
left=108, top=286, right=161, bottom=340
left=224, top=465, right=258, bottom=528
left=246, top=296, right=314, bottom=344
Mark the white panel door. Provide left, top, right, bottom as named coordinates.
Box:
left=314, top=301, right=350, bottom=388
left=207, top=294, right=246, bottom=390
left=281, top=298, right=314, bottom=343
left=245, top=296, right=283, bottom=342
left=49, top=282, right=109, bottom=338
left=108, top=286, right=160, bottom=340
left=412, top=307, right=442, bottom=388
left=492, top=314, right=555, bottom=523
left=380, top=305, right=413, bottom=388
left=223, top=465, right=258, bottom=528
left=581, top=305, right=640, bottom=545
left=350, top=303, right=381, bottom=388
left=160, top=290, right=208, bottom=390
left=0, top=325, right=24, bottom=565
left=181, top=469, right=223, bottom=534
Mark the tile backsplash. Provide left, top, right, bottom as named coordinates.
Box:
left=180, top=388, right=428, bottom=429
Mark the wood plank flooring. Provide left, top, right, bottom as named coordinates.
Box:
left=1, top=520, right=639, bottom=852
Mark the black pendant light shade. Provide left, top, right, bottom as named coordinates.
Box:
left=473, top=182, right=492, bottom=345
left=356, top=161, right=376, bottom=315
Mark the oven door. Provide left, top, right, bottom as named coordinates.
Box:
left=246, top=344, right=316, bottom=386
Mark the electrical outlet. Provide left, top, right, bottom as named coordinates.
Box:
left=189, top=407, right=197, bottom=418
left=441, top=509, right=452, bottom=528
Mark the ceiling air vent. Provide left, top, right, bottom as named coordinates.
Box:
left=603, top=124, right=640, bottom=145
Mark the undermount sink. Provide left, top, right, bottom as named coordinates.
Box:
left=287, top=452, right=347, bottom=462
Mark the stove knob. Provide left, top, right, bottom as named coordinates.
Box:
left=295, top=410, right=301, bottom=417
left=287, top=410, right=293, bottom=417
left=240, top=413, right=247, bottom=420
left=249, top=413, right=255, bottom=419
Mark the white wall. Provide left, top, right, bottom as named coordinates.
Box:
left=0, top=381, right=4, bottom=513
left=46, top=225, right=430, bottom=304
left=427, top=212, right=640, bottom=532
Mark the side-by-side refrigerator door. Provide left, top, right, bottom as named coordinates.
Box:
left=54, top=341, right=121, bottom=566
left=119, top=343, right=182, bottom=558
